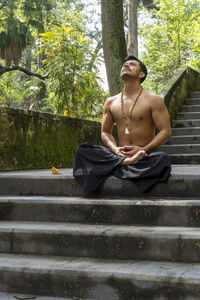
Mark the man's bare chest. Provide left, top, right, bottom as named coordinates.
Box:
left=110, top=99, right=152, bottom=124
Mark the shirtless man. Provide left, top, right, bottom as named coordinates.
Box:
left=101, top=55, right=172, bottom=165
left=73, top=55, right=172, bottom=193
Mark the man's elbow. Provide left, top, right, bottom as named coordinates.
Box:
left=165, top=128, right=172, bottom=140
left=101, top=130, right=112, bottom=144
left=101, top=131, right=106, bottom=143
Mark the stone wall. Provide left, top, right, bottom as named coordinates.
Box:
left=159, top=67, right=200, bottom=120
left=0, top=107, right=103, bottom=171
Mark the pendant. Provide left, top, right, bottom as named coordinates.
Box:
left=125, top=127, right=129, bottom=134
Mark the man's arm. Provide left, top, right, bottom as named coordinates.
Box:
left=143, top=95, right=172, bottom=152
left=101, top=98, right=125, bottom=157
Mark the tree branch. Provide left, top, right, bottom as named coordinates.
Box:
left=0, top=64, right=48, bottom=80
left=88, top=39, right=103, bottom=71
left=140, top=0, right=158, bottom=10
left=0, top=0, right=8, bottom=10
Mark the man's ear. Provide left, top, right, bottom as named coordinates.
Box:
left=139, top=71, right=145, bottom=81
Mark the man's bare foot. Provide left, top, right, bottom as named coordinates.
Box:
left=120, top=150, right=147, bottom=165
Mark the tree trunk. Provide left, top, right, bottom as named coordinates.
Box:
left=127, top=0, right=138, bottom=57
left=25, top=46, right=32, bottom=72
left=101, top=0, right=127, bottom=96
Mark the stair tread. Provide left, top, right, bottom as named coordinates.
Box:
left=0, top=253, right=199, bottom=282
left=0, top=169, right=72, bottom=178
left=185, top=97, right=200, bottom=102
left=0, top=166, right=200, bottom=198
left=172, top=127, right=200, bottom=129
left=160, top=145, right=200, bottom=154
left=1, top=195, right=200, bottom=205
left=0, top=165, right=200, bottom=178
left=167, top=136, right=200, bottom=144
left=1, top=221, right=200, bottom=238
left=176, top=115, right=200, bottom=117
left=177, top=112, right=200, bottom=114
left=173, top=119, right=200, bottom=120
left=0, top=292, right=69, bottom=300
left=172, top=128, right=200, bottom=136
left=170, top=154, right=200, bottom=157
left=170, top=135, right=200, bottom=137
left=162, top=144, right=200, bottom=146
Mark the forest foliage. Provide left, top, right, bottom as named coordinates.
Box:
left=0, top=0, right=199, bottom=117
left=0, top=0, right=106, bottom=118
left=140, top=0, right=200, bottom=93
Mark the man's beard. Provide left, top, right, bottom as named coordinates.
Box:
left=121, top=72, right=138, bottom=81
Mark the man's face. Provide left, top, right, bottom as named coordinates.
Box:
left=120, top=60, right=144, bottom=81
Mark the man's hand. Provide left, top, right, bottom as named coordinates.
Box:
left=113, top=146, right=127, bottom=157
left=121, top=145, right=147, bottom=157
left=120, top=150, right=147, bottom=165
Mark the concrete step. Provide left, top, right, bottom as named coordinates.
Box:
left=181, top=105, right=200, bottom=112
left=172, top=127, right=200, bottom=136
left=189, top=91, right=200, bottom=98
left=170, top=154, right=200, bottom=164
left=167, top=135, right=200, bottom=144
left=1, top=221, right=200, bottom=262
left=185, top=99, right=200, bottom=105
left=172, top=119, right=200, bottom=127
left=1, top=196, right=200, bottom=227
left=0, top=169, right=79, bottom=197
left=176, top=112, right=200, bottom=120
left=0, top=253, right=200, bottom=299
left=1, top=167, right=200, bottom=198
left=0, top=292, right=69, bottom=300
left=160, top=144, right=200, bottom=154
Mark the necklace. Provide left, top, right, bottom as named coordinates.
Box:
left=121, top=87, right=143, bottom=134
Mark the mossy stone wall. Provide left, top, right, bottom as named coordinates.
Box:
left=0, top=107, right=104, bottom=171
left=159, top=67, right=200, bottom=121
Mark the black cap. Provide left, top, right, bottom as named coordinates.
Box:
left=123, top=55, right=148, bottom=83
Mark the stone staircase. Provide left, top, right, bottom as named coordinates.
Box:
left=161, top=91, right=200, bottom=164
left=0, top=92, right=200, bottom=300
left=0, top=167, right=200, bottom=299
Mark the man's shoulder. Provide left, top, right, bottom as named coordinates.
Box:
left=144, top=89, right=164, bottom=101
left=104, top=93, right=120, bottom=106
left=144, top=90, right=164, bottom=107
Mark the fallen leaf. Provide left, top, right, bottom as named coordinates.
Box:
left=52, top=166, right=63, bottom=174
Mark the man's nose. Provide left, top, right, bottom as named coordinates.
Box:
left=123, top=63, right=129, bottom=68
